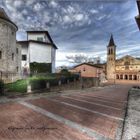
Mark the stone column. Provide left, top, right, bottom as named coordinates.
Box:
left=118, top=74, right=120, bottom=80
left=123, top=75, right=125, bottom=80
left=132, top=75, right=134, bottom=80
left=137, top=75, right=139, bottom=81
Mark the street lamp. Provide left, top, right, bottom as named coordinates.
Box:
left=113, top=72, right=116, bottom=86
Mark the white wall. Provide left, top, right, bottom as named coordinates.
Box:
left=21, top=45, right=30, bottom=68
left=29, top=42, right=52, bottom=63
left=27, top=33, right=51, bottom=43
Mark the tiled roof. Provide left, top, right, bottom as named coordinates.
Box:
left=73, top=63, right=103, bottom=69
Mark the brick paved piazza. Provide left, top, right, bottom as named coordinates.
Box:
left=0, top=84, right=132, bottom=140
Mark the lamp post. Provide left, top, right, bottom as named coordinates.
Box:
left=113, top=72, right=116, bottom=86
left=79, top=71, right=83, bottom=89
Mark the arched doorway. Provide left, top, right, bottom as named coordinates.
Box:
left=116, top=74, right=119, bottom=79
left=120, top=75, right=123, bottom=79
left=133, top=75, right=137, bottom=80
left=125, top=75, right=128, bottom=80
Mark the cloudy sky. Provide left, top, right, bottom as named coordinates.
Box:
left=1, top=0, right=140, bottom=66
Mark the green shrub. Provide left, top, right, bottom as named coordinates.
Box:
left=5, top=73, right=80, bottom=93
left=30, top=62, right=52, bottom=73
left=5, top=79, right=27, bottom=93
left=30, top=78, right=46, bottom=90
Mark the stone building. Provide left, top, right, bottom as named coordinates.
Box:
left=70, top=63, right=103, bottom=78
left=18, top=31, right=57, bottom=74
left=106, top=35, right=140, bottom=81
left=0, top=8, right=21, bottom=83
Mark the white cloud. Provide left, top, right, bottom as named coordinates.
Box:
left=99, top=5, right=103, bottom=10
left=63, top=15, right=72, bottom=23
left=49, top=0, right=58, bottom=8
left=22, top=9, right=28, bottom=15
left=25, top=0, right=35, bottom=6
left=5, top=0, right=15, bottom=12
left=33, top=2, right=43, bottom=12
left=90, top=9, right=98, bottom=14
left=14, top=0, right=23, bottom=8
left=67, top=5, right=75, bottom=13
left=43, top=12, right=51, bottom=23
left=97, top=15, right=106, bottom=21
left=74, top=14, right=84, bottom=21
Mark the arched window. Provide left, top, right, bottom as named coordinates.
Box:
left=108, top=49, right=110, bottom=55
left=12, top=53, right=14, bottom=60
left=110, top=48, right=112, bottom=54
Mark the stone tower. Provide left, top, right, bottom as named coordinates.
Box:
left=106, top=34, right=116, bottom=80
left=0, top=8, right=21, bottom=82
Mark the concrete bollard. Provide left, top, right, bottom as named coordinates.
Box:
left=46, top=82, right=50, bottom=89
left=58, top=80, right=61, bottom=86
left=27, top=84, right=32, bottom=93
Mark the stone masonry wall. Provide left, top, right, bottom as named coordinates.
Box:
left=0, top=18, right=21, bottom=83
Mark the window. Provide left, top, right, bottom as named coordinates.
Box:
left=83, top=67, right=86, bottom=71
left=12, top=53, right=14, bottom=60
left=16, top=66, right=19, bottom=72
left=22, top=55, right=27, bottom=61
left=0, top=51, right=2, bottom=59
left=37, top=37, right=43, bottom=42
left=108, top=49, right=110, bottom=55
left=124, top=61, right=130, bottom=65
left=16, top=48, right=18, bottom=54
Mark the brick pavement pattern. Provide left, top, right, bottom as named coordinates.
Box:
left=0, top=85, right=131, bottom=140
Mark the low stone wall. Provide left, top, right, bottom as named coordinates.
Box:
left=27, top=77, right=99, bottom=93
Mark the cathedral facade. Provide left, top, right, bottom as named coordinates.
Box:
left=106, top=35, right=140, bottom=81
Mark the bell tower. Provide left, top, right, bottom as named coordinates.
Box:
left=107, top=34, right=116, bottom=80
